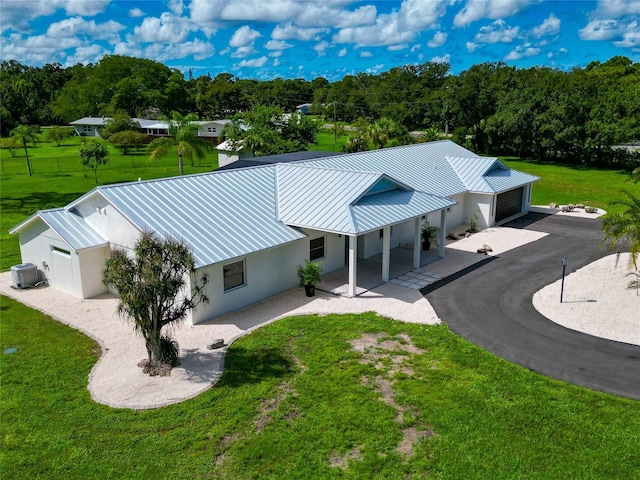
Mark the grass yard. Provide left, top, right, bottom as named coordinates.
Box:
left=501, top=158, right=638, bottom=214
left=1, top=297, right=639, bottom=479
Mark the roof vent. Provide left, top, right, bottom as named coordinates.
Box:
left=11, top=263, right=39, bottom=289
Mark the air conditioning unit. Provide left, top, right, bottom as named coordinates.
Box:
left=11, top=263, right=39, bottom=289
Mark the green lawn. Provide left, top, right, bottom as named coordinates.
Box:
left=502, top=158, right=637, bottom=214
left=1, top=297, right=639, bottom=479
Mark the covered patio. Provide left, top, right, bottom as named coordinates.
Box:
left=317, top=244, right=444, bottom=296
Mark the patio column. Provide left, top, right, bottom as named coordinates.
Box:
left=382, top=226, right=390, bottom=282
left=413, top=217, right=421, bottom=269
left=348, top=235, right=357, bottom=297
left=439, top=209, right=447, bottom=259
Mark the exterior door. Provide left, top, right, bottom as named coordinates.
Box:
left=50, top=248, right=76, bottom=296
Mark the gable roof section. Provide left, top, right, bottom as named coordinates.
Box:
left=445, top=156, right=497, bottom=193
left=276, top=164, right=384, bottom=233
left=351, top=190, right=455, bottom=234
left=276, top=164, right=454, bottom=234
left=298, top=141, right=471, bottom=197
left=484, top=164, right=540, bottom=193
left=95, top=167, right=306, bottom=267
left=10, top=208, right=107, bottom=251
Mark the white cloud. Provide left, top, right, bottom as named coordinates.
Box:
left=474, top=20, right=520, bottom=43
left=613, top=21, right=640, bottom=48
left=578, top=19, right=621, bottom=40
left=273, top=57, right=281, bottom=66
left=592, top=0, right=640, bottom=17
left=454, top=0, right=540, bottom=27
left=47, top=17, right=124, bottom=44
left=410, top=43, right=421, bottom=52
left=504, top=44, right=541, bottom=60
left=143, top=38, right=215, bottom=61
left=387, top=44, right=407, bottom=51
left=337, top=47, right=348, bottom=57
left=466, top=41, right=479, bottom=52
left=532, top=14, right=561, bottom=37
left=235, top=56, right=268, bottom=67
left=272, top=22, right=328, bottom=41
left=63, top=0, right=111, bottom=17
left=229, top=25, right=261, bottom=47
left=359, top=51, right=373, bottom=58
left=0, top=0, right=110, bottom=33
left=295, top=4, right=377, bottom=28
left=168, top=0, right=184, bottom=16
left=332, top=0, right=450, bottom=48
left=268, top=50, right=283, bottom=57
left=264, top=39, right=292, bottom=50
left=366, top=63, right=384, bottom=74
left=64, top=44, right=107, bottom=66
left=133, top=12, right=196, bottom=44
left=431, top=53, right=451, bottom=64
left=1, top=32, right=78, bottom=63
left=314, top=40, right=330, bottom=56
left=427, top=31, right=447, bottom=48
left=230, top=45, right=258, bottom=58
left=129, top=8, right=144, bottom=18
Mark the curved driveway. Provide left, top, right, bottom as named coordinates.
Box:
left=424, top=213, right=640, bottom=400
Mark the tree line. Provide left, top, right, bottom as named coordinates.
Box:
left=1, top=54, right=639, bottom=169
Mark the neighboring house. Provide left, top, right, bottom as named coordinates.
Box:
left=10, top=141, right=539, bottom=325
left=296, top=103, right=312, bottom=114
left=215, top=140, right=253, bottom=167
left=69, top=117, right=230, bottom=143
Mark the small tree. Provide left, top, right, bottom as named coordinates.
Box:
left=45, top=126, right=73, bottom=147
left=108, top=130, right=148, bottom=155
left=601, top=191, right=640, bottom=270
left=0, top=137, right=20, bottom=157
left=102, top=113, right=141, bottom=139
left=79, top=140, right=109, bottom=184
left=102, top=232, right=209, bottom=375
left=10, top=124, right=39, bottom=176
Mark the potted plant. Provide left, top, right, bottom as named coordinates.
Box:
left=297, top=260, right=323, bottom=297
left=421, top=222, right=439, bottom=250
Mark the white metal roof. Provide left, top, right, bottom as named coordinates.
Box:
left=10, top=208, right=107, bottom=251
left=70, top=117, right=109, bottom=126
left=445, top=156, right=497, bottom=193
left=298, top=140, right=472, bottom=197
left=484, top=166, right=540, bottom=193
left=95, top=167, right=306, bottom=267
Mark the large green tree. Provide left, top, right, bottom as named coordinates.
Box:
left=148, top=111, right=212, bottom=175
left=223, top=105, right=320, bottom=157
left=101, top=232, right=209, bottom=374
left=44, top=125, right=73, bottom=147
left=10, top=124, right=39, bottom=176
left=79, top=140, right=109, bottom=183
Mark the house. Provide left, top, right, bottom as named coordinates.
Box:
left=215, top=140, right=253, bottom=167
left=69, top=117, right=230, bottom=144
left=10, top=141, right=539, bottom=324
left=296, top=103, right=312, bottom=114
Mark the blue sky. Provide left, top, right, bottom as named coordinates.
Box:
left=1, top=1, right=639, bottom=81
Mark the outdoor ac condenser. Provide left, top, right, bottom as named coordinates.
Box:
left=11, top=263, right=39, bottom=289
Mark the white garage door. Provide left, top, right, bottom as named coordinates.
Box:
left=50, top=247, right=76, bottom=296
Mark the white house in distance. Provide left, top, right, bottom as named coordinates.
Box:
left=10, top=141, right=538, bottom=324
left=69, top=117, right=231, bottom=143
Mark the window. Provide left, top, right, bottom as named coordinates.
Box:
left=310, top=237, right=325, bottom=261
left=83, top=125, right=91, bottom=132
left=207, top=127, right=216, bottom=133
left=223, top=260, right=245, bottom=291
left=51, top=246, right=71, bottom=256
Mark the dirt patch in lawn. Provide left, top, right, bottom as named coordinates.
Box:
left=329, top=445, right=364, bottom=469
left=350, top=332, right=435, bottom=460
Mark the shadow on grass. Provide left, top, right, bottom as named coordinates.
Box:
left=2, top=191, right=85, bottom=216
left=218, top=345, right=293, bottom=388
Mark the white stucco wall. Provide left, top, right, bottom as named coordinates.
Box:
left=191, top=231, right=344, bottom=324
left=463, top=193, right=493, bottom=229
left=358, top=219, right=418, bottom=259
left=74, top=195, right=141, bottom=250
left=77, top=247, right=111, bottom=298
left=16, top=220, right=80, bottom=297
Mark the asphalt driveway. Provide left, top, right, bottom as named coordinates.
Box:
left=424, top=212, right=640, bottom=400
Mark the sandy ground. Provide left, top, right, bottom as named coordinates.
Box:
left=533, top=253, right=639, bottom=346
left=1, top=211, right=634, bottom=409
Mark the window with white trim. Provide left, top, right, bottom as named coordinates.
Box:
left=309, top=237, right=325, bottom=261
left=223, top=260, right=245, bottom=291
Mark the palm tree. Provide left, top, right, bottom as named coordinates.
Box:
left=601, top=191, right=640, bottom=270
left=367, top=118, right=410, bottom=150
left=11, top=124, right=39, bottom=176
left=148, top=112, right=212, bottom=175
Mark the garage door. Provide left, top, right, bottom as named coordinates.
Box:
left=496, top=187, right=524, bottom=222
